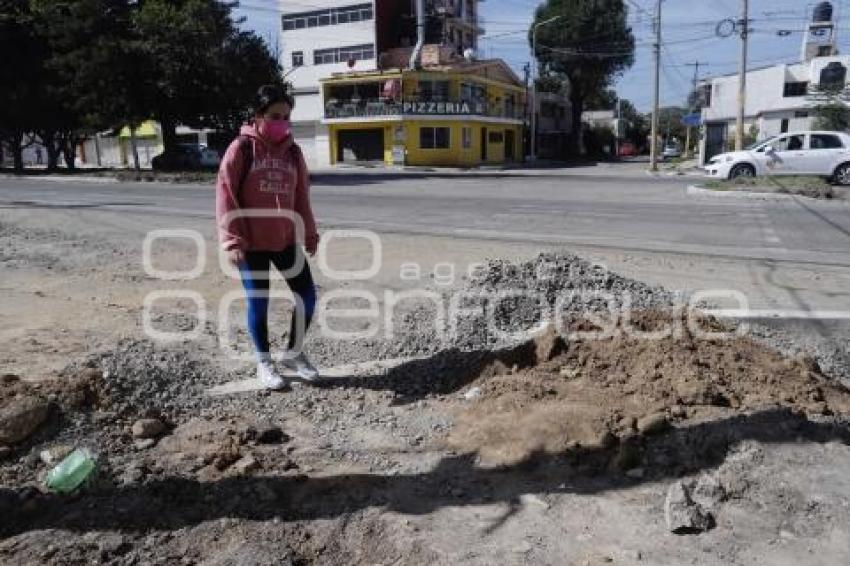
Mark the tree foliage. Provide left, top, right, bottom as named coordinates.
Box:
left=814, top=102, right=850, bottom=131
left=531, top=0, right=635, bottom=154
left=0, top=0, right=282, bottom=172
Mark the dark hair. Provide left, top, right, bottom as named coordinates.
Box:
left=253, top=84, right=294, bottom=116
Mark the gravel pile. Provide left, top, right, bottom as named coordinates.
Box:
left=307, top=252, right=676, bottom=362
left=91, top=340, right=224, bottom=420
left=452, top=252, right=675, bottom=351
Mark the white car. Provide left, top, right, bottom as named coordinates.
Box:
left=662, top=143, right=681, bottom=159
left=704, top=131, right=850, bottom=185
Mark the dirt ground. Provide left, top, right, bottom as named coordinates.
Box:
left=3, top=206, right=850, bottom=565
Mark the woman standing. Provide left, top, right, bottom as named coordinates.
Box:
left=216, top=85, right=320, bottom=390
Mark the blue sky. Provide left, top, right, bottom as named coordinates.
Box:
left=236, top=1, right=850, bottom=111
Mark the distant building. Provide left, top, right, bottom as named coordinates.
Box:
left=582, top=110, right=617, bottom=132
left=281, top=0, right=489, bottom=167
left=698, top=1, right=847, bottom=164
left=321, top=55, right=525, bottom=167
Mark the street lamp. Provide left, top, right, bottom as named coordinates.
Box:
left=531, top=15, right=564, bottom=161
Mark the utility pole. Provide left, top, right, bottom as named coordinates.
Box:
left=684, top=61, right=703, bottom=158
left=523, top=62, right=531, bottom=161
left=650, top=0, right=662, bottom=171
left=736, top=0, right=749, bottom=151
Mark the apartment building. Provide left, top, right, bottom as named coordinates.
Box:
left=280, top=0, right=486, bottom=166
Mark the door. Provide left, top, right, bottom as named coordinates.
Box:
left=480, top=127, right=488, bottom=161
left=504, top=130, right=515, bottom=161
left=337, top=129, right=384, bottom=163
left=704, top=123, right=727, bottom=164
left=765, top=133, right=807, bottom=175
left=805, top=133, right=845, bottom=174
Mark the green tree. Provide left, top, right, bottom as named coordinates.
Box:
left=31, top=0, right=147, bottom=170
left=131, top=0, right=282, bottom=154
left=618, top=98, right=649, bottom=149
left=531, top=0, right=635, bottom=154
left=0, top=0, right=49, bottom=171
left=658, top=106, right=687, bottom=145
left=814, top=102, right=850, bottom=131
left=584, top=88, right=618, bottom=111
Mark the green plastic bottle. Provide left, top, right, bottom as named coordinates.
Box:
left=45, top=448, right=97, bottom=494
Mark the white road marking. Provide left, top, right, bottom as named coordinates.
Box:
left=706, top=308, right=850, bottom=320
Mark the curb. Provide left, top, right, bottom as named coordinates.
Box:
left=685, top=184, right=795, bottom=200
left=686, top=184, right=850, bottom=203
left=0, top=174, right=115, bottom=184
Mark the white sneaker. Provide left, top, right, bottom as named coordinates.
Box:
left=257, top=361, right=289, bottom=391
left=282, top=351, right=320, bottom=382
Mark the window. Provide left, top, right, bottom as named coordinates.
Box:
left=291, top=51, right=304, bottom=67
left=810, top=134, right=844, bottom=149
left=314, top=48, right=336, bottom=65
left=420, top=127, right=450, bottom=149
left=488, top=131, right=504, bottom=144
left=780, top=119, right=789, bottom=133
left=783, top=81, right=808, bottom=97
left=418, top=80, right=450, bottom=102
left=505, top=94, right=516, bottom=118
left=794, top=110, right=809, bottom=118
left=282, top=3, right=372, bottom=31
left=773, top=134, right=804, bottom=151
left=313, top=44, right=374, bottom=65
left=702, top=84, right=712, bottom=108
left=462, top=127, right=472, bottom=149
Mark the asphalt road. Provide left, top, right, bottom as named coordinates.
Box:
left=1, top=169, right=848, bottom=268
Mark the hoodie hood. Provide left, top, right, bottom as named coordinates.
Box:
left=240, top=122, right=294, bottom=153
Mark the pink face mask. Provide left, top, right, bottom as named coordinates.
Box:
left=260, top=118, right=291, bottom=143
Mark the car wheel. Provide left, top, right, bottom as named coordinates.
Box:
left=833, top=162, right=850, bottom=186
left=729, top=163, right=755, bottom=180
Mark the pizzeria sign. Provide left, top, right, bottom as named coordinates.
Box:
left=402, top=101, right=485, bottom=115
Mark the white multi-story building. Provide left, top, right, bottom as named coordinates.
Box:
left=280, top=0, right=484, bottom=166
left=699, top=1, right=848, bottom=164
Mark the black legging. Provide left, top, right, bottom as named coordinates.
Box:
left=237, top=246, right=316, bottom=356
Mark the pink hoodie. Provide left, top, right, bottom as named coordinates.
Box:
left=215, top=123, right=318, bottom=252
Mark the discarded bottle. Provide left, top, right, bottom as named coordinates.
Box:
left=45, top=448, right=97, bottom=494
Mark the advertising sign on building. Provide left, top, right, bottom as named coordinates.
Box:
left=402, top=101, right=485, bottom=115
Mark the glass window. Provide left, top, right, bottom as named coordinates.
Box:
left=773, top=135, right=805, bottom=152
left=295, top=18, right=306, bottom=29
left=435, top=127, right=449, bottom=148
left=337, top=11, right=349, bottom=23
left=292, top=51, right=303, bottom=67
left=420, top=127, right=450, bottom=149
left=318, top=14, right=331, bottom=26
left=307, top=15, right=319, bottom=27
left=282, top=19, right=295, bottom=31
left=783, top=82, right=808, bottom=97
left=419, top=80, right=450, bottom=102
left=810, top=134, right=844, bottom=149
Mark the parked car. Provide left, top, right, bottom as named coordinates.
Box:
left=151, top=144, right=221, bottom=171
left=661, top=143, right=682, bottom=160
left=618, top=141, right=638, bottom=157
left=705, top=131, right=850, bottom=184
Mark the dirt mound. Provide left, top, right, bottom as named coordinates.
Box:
left=447, top=311, right=850, bottom=467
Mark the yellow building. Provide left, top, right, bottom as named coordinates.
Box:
left=320, top=58, right=526, bottom=167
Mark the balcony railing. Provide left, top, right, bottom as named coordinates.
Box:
left=324, top=98, right=523, bottom=120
